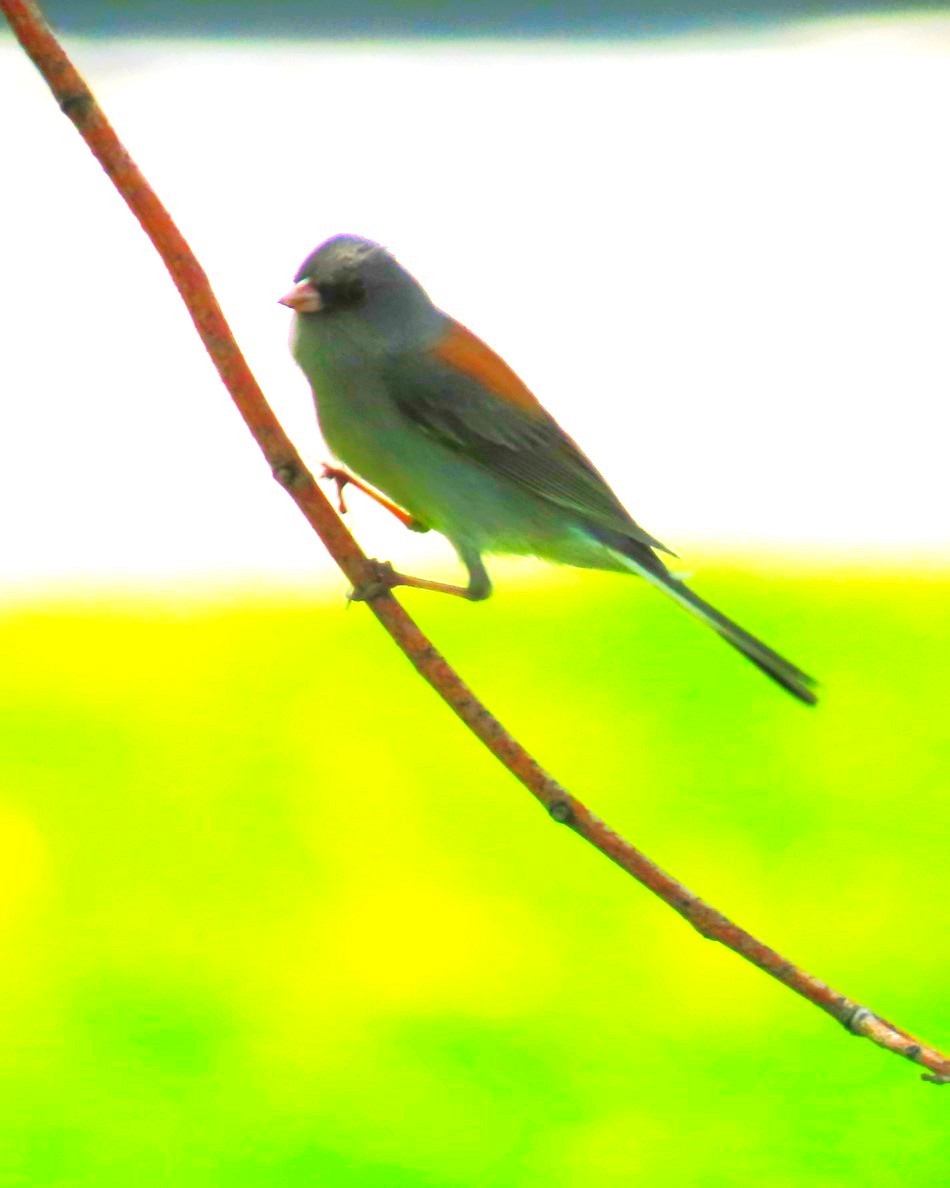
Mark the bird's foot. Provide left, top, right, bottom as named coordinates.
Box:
left=348, top=559, right=401, bottom=602
left=348, top=559, right=479, bottom=602
left=320, top=463, right=352, bottom=515
left=319, top=462, right=424, bottom=531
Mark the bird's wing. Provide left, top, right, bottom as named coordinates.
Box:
left=384, top=318, right=673, bottom=554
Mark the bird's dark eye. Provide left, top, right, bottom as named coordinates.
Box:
left=316, top=277, right=366, bottom=309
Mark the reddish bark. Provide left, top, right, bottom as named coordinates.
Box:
left=2, top=0, right=946, bottom=1084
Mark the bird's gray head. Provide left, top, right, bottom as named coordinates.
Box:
left=280, top=235, right=439, bottom=350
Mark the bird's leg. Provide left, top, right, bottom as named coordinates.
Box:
left=349, top=555, right=492, bottom=603
left=320, top=463, right=429, bottom=532
left=350, top=561, right=472, bottom=601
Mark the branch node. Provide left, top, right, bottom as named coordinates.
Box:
left=59, top=90, right=92, bottom=118
left=921, top=1071, right=950, bottom=1085
left=548, top=799, right=573, bottom=824
left=687, top=909, right=723, bottom=941
left=273, top=461, right=299, bottom=489
left=842, top=1005, right=875, bottom=1035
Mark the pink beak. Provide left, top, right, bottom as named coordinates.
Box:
left=279, top=280, right=321, bottom=313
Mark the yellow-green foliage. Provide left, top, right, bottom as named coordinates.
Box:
left=0, top=563, right=947, bottom=1185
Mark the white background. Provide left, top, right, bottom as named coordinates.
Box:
left=1, top=16, right=948, bottom=593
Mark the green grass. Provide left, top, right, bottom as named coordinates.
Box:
left=0, top=562, right=947, bottom=1186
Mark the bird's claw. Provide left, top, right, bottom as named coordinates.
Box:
left=320, top=463, right=351, bottom=514
left=348, top=559, right=399, bottom=603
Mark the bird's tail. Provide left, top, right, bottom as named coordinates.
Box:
left=594, top=529, right=818, bottom=705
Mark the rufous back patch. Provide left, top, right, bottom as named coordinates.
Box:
left=430, top=320, right=544, bottom=417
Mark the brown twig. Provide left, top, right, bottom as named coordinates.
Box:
left=3, top=0, right=946, bottom=1084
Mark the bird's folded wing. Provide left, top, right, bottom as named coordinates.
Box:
left=384, top=318, right=672, bottom=555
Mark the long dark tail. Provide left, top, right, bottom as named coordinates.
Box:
left=654, top=573, right=818, bottom=704
left=593, top=529, right=818, bottom=705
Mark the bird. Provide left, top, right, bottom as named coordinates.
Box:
left=280, top=234, right=817, bottom=704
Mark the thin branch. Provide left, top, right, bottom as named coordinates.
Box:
left=3, top=0, right=946, bottom=1085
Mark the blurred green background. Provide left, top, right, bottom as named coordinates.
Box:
left=1, top=564, right=947, bottom=1186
